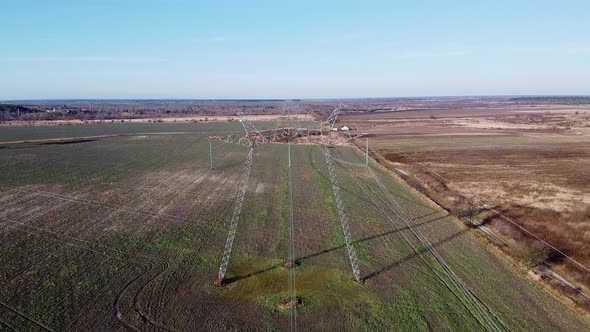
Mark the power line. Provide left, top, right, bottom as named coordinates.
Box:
left=320, top=105, right=362, bottom=282
left=366, top=167, right=507, bottom=331
left=216, top=147, right=255, bottom=285
left=287, top=138, right=298, bottom=332
left=330, top=146, right=506, bottom=331
left=385, top=145, right=590, bottom=274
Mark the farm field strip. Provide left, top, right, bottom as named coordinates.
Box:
left=1, top=134, right=240, bottom=232
left=0, top=186, right=199, bottom=225
left=317, top=147, right=477, bottom=329
left=287, top=142, right=298, bottom=331
left=365, top=166, right=507, bottom=331
left=114, top=147, right=258, bottom=325
left=332, top=149, right=486, bottom=321
left=79, top=186, right=236, bottom=327
left=374, top=136, right=590, bottom=282
left=0, top=300, right=55, bottom=332
left=0, top=121, right=320, bottom=144
left=347, top=163, right=478, bottom=316
left=0, top=133, right=247, bottom=330
left=0, top=228, right=129, bottom=330
left=0, top=196, right=115, bottom=284
left=0, top=132, right=218, bottom=188
left=330, top=148, right=440, bottom=279
left=291, top=146, right=338, bottom=262
left=95, top=147, right=244, bottom=330
left=0, top=133, right=141, bottom=188
left=294, top=147, right=468, bottom=328
left=0, top=127, right=243, bottom=330
left=320, top=145, right=362, bottom=282
left=1, top=124, right=589, bottom=331
left=331, top=146, right=589, bottom=331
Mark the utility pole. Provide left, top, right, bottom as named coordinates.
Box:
left=365, top=136, right=369, bottom=166
left=209, top=138, right=214, bottom=170
left=288, top=138, right=291, bottom=168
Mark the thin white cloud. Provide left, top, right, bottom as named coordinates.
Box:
left=397, top=43, right=590, bottom=59
left=398, top=50, right=468, bottom=58
left=534, top=43, right=590, bottom=55
left=458, top=43, right=590, bottom=56
left=2, top=56, right=164, bottom=63
left=209, top=36, right=230, bottom=42
left=314, top=32, right=362, bottom=44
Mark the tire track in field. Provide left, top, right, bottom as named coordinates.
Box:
left=132, top=156, right=243, bottom=330
left=0, top=216, right=140, bottom=331
left=1, top=183, right=173, bottom=330
left=59, top=136, right=201, bottom=244
left=113, top=142, right=242, bottom=331
left=0, top=134, right=204, bottom=235
left=0, top=301, right=54, bottom=332
left=86, top=135, right=225, bottom=238
left=0, top=217, right=144, bottom=298
left=125, top=169, right=204, bottom=332
left=84, top=161, right=199, bottom=330
left=3, top=187, right=188, bottom=226
left=0, top=197, right=76, bottom=283
left=0, top=136, right=201, bottom=330
left=0, top=319, right=18, bottom=332
left=110, top=168, right=197, bottom=331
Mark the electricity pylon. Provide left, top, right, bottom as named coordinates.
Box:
left=320, top=105, right=362, bottom=282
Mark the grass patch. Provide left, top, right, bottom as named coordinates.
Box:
left=354, top=289, right=429, bottom=332
left=218, top=256, right=367, bottom=312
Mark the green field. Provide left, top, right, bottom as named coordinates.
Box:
left=0, top=123, right=588, bottom=331
left=0, top=121, right=318, bottom=142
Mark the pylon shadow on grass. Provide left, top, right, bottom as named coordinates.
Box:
left=223, top=263, right=283, bottom=284
left=361, top=227, right=469, bottom=281
left=222, top=213, right=449, bottom=284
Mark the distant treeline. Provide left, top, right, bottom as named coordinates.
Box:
left=2, top=96, right=590, bottom=122
left=0, top=104, right=42, bottom=121
left=0, top=100, right=335, bottom=122
left=510, top=96, right=590, bottom=104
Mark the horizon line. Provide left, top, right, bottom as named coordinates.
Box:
left=3, top=94, right=590, bottom=103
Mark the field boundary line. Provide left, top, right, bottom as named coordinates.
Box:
left=334, top=151, right=502, bottom=330
left=378, top=144, right=590, bottom=274
left=366, top=166, right=508, bottom=331
left=333, top=145, right=506, bottom=331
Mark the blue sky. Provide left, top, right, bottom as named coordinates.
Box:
left=1, top=0, right=589, bottom=99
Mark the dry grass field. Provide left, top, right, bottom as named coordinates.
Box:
left=342, top=105, right=590, bottom=309
left=0, top=121, right=589, bottom=331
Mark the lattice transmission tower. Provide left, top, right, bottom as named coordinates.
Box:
left=213, top=112, right=261, bottom=285
left=320, top=104, right=362, bottom=282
